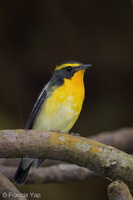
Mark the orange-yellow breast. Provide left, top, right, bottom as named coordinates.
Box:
left=33, top=70, right=85, bottom=133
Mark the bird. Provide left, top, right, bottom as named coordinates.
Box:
left=13, top=61, right=92, bottom=185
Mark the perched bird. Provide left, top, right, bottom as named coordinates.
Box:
left=13, top=61, right=92, bottom=185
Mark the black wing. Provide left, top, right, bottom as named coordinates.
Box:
left=25, top=85, right=48, bottom=129
left=25, top=73, right=63, bottom=129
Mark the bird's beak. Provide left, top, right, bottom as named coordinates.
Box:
left=80, top=64, right=92, bottom=70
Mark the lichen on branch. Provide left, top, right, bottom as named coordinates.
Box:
left=0, top=129, right=133, bottom=189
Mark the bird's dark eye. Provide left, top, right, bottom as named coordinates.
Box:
left=66, top=66, right=72, bottom=71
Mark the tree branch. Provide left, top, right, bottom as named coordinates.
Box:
left=0, top=164, right=96, bottom=184
left=0, top=127, right=133, bottom=168
left=0, top=172, right=27, bottom=200
left=0, top=129, right=133, bottom=188
left=108, top=180, right=133, bottom=200
left=89, top=128, right=133, bottom=153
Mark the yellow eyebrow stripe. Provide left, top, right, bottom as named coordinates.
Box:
left=55, top=63, right=80, bottom=70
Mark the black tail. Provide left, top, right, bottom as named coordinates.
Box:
left=13, top=158, right=34, bottom=185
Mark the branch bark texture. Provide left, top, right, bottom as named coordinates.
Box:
left=0, top=172, right=27, bottom=200
left=108, top=180, right=133, bottom=200
left=0, top=164, right=96, bottom=184
left=89, top=128, right=133, bottom=153
left=0, top=129, right=133, bottom=188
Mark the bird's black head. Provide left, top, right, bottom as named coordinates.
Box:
left=51, top=61, right=92, bottom=86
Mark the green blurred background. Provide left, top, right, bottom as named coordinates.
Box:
left=0, top=0, right=133, bottom=199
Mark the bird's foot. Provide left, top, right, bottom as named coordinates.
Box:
left=70, top=132, right=80, bottom=136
